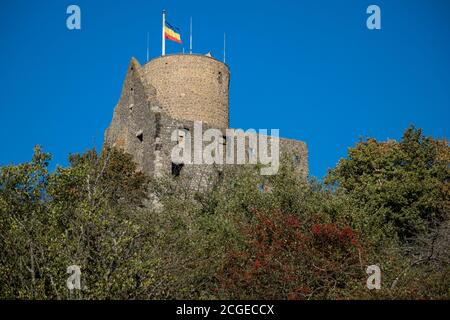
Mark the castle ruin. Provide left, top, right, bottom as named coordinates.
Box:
left=104, top=54, right=308, bottom=182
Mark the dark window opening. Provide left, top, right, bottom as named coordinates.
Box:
left=221, top=135, right=227, bottom=145
left=292, top=154, right=301, bottom=166
left=136, top=131, right=143, bottom=143
left=171, top=162, right=184, bottom=177
left=154, top=113, right=161, bottom=138
left=177, top=128, right=188, bottom=143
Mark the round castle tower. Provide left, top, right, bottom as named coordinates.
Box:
left=140, top=54, right=230, bottom=129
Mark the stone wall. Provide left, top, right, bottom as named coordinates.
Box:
left=156, top=118, right=308, bottom=180
left=140, top=54, right=230, bottom=129
left=104, top=58, right=157, bottom=174
left=104, top=56, right=308, bottom=188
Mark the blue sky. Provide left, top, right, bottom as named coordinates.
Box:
left=0, top=0, right=449, bottom=178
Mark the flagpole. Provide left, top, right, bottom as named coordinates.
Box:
left=146, top=32, right=149, bottom=62
left=189, top=17, right=193, bottom=54
left=162, top=9, right=166, bottom=56
left=223, top=32, right=226, bottom=63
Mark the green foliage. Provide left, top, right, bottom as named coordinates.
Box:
left=0, top=126, right=448, bottom=299
left=0, top=147, right=153, bottom=299
left=326, top=126, right=450, bottom=241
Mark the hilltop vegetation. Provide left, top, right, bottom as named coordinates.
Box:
left=0, top=126, right=448, bottom=299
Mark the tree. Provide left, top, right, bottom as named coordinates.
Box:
left=326, top=126, right=449, bottom=241
left=216, top=209, right=366, bottom=299
left=0, top=146, right=61, bottom=298
left=1, top=126, right=448, bottom=299
left=0, top=147, right=154, bottom=299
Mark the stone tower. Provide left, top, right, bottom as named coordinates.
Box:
left=140, top=54, right=229, bottom=129
left=104, top=54, right=308, bottom=180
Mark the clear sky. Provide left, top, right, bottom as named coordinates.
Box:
left=1, top=0, right=449, bottom=178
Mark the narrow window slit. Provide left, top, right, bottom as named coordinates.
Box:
left=136, top=130, right=143, bottom=142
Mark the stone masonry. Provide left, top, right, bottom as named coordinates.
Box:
left=104, top=54, right=308, bottom=182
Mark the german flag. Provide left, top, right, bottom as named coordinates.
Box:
left=164, top=21, right=182, bottom=44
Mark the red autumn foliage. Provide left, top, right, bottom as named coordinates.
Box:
left=311, top=223, right=359, bottom=246
left=216, top=209, right=367, bottom=299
